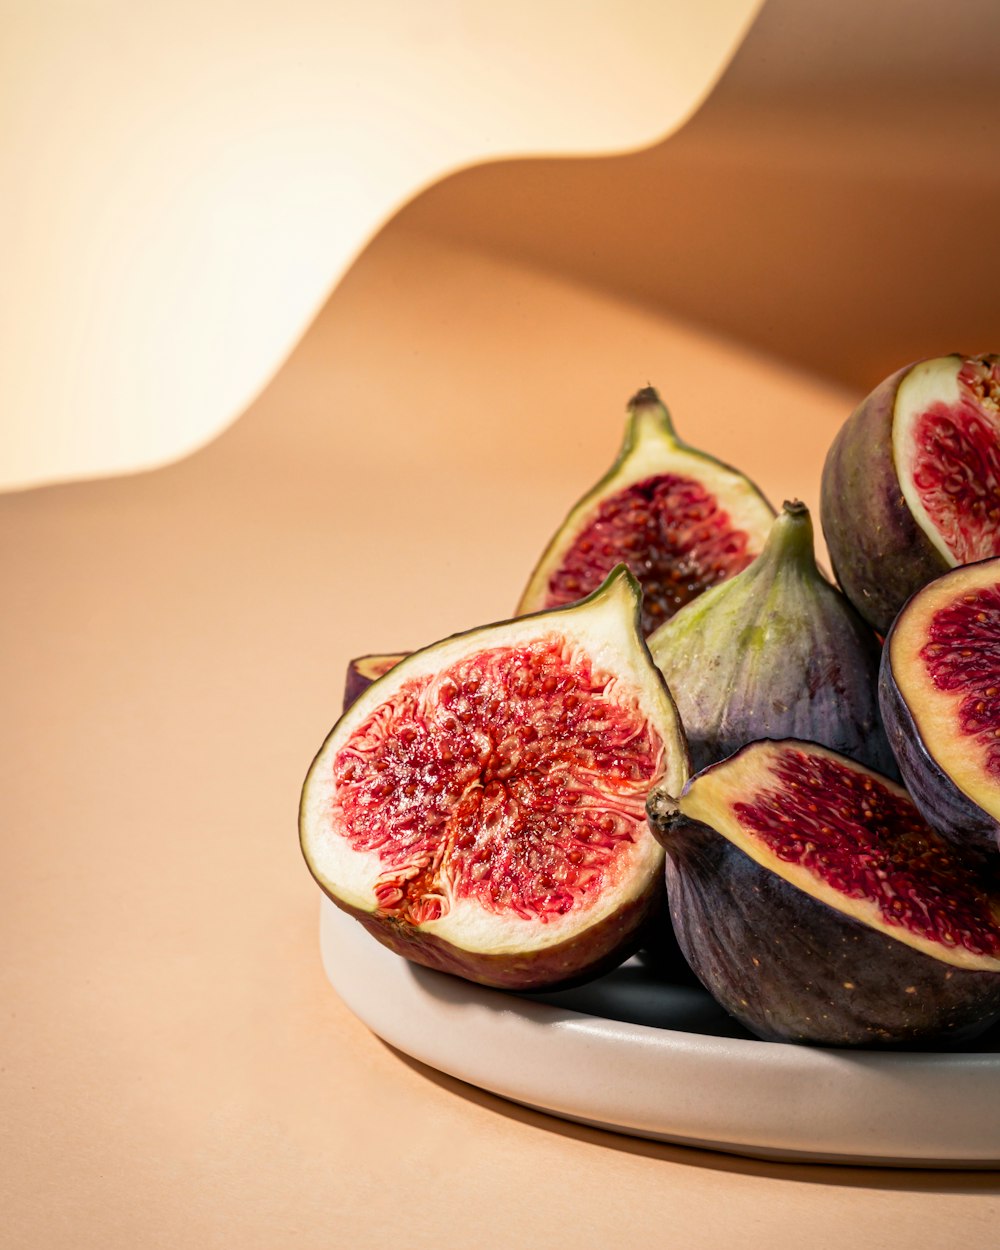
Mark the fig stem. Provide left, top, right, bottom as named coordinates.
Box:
left=625, top=385, right=678, bottom=450
left=629, top=385, right=662, bottom=409
left=646, top=787, right=682, bottom=849
left=758, top=499, right=817, bottom=570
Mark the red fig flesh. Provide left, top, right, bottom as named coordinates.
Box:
left=302, top=568, right=689, bottom=990
left=519, top=387, right=775, bottom=634
left=647, top=741, right=1000, bottom=1045
left=880, top=556, right=1000, bottom=857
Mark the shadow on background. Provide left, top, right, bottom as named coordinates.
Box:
left=395, top=0, right=1000, bottom=393
left=386, top=1043, right=1000, bottom=1190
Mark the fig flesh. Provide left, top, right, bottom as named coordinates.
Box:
left=647, top=740, right=1000, bottom=1046
left=880, top=556, right=1000, bottom=858
left=344, top=652, right=407, bottom=712
left=822, top=353, right=1000, bottom=633
left=301, top=567, right=689, bottom=991
left=518, top=387, right=775, bottom=635
left=648, top=500, right=895, bottom=776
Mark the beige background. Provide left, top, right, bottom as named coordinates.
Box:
left=4, top=1, right=1000, bottom=1245
left=0, top=0, right=759, bottom=491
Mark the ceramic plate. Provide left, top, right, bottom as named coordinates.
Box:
left=320, top=898, right=1000, bottom=1167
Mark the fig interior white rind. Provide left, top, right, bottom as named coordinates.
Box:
left=893, top=355, right=1000, bottom=566
left=301, top=568, right=688, bottom=957
left=888, top=560, right=1000, bottom=825
left=676, top=740, right=1000, bottom=973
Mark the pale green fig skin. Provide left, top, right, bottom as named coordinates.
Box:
left=648, top=501, right=896, bottom=777
left=646, top=774, right=1000, bottom=1047
left=821, top=362, right=952, bottom=634
left=302, top=566, right=690, bottom=994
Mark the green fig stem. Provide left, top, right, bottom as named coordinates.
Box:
left=624, top=384, right=678, bottom=453
left=757, top=498, right=818, bottom=572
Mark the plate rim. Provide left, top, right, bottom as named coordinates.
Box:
left=319, top=897, right=1000, bottom=1167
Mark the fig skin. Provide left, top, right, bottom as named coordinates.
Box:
left=821, top=362, right=951, bottom=634
left=343, top=652, right=407, bottom=712
left=329, top=870, right=662, bottom=992
left=648, top=500, right=896, bottom=777
left=879, top=574, right=1000, bottom=860
left=646, top=766, right=1000, bottom=1048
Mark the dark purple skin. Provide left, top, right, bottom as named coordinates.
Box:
left=326, top=872, right=662, bottom=992
left=821, top=362, right=951, bottom=635
left=879, top=622, right=1000, bottom=860
left=342, top=652, right=408, bottom=712
left=646, top=783, right=1000, bottom=1047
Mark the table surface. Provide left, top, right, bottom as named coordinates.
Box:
left=3, top=224, right=998, bottom=1248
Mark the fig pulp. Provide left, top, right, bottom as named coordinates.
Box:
left=518, top=387, right=775, bottom=635
left=648, top=500, right=895, bottom=776
left=301, top=567, right=689, bottom=991
left=880, top=556, right=1000, bottom=858
left=647, top=740, right=1000, bottom=1046
left=344, top=652, right=407, bottom=712
left=822, top=354, right=1000, bottom=633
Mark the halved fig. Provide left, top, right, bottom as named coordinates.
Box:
left=518, top=387, right=775, bottom=635
left=647, top=740, right=1000, bottom=1046
left=344, top=653, right=407, bottom=712
left=301, top=567, right=689, bottom=991
left=880, top=556, right=1000, bottom=858
left=822, top=354, right=1000, bottom=633
left=648, top=500, right=895, bottom=776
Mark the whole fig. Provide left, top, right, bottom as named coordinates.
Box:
left=647, top=500, right=895, bottom=776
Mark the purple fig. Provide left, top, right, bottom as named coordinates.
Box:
left=343, top=652, right=407, bottom=712
left=301, top=567, right=689, bottom=991
left=647, top=500, right=895, bottom=776
left=880, top=556, right=1000, bottom=859
left=518, top=386, right=775, bottom=635
left=647, top=740, right=1000, bottom=1046
left=821, top=353, right=1000, bottom=634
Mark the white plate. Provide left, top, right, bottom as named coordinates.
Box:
left=320, top=898, right=1000, bottom=1167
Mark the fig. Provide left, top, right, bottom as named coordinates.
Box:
left=647, top=740, right=1000, bottom=1046
left=880, top=556, right=1000, bottom=859
left=344, top=652, right=406, bottom=712
left=301, top=566, right=690, bottom=991
left=518, top=386, right=775, bottom=635
left=821, top=353, right=1000, bottom=633
left=647, top=500, right=895, bottom=776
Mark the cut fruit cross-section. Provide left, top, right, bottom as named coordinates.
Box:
left=518, top=387, right=775, bottom=635
left=881, top=555, right=1000, bottom=858
left=647, top=739, right=1000, bottom=1046
left=302, top=567, right=689, bottom=990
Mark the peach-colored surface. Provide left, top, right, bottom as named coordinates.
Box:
left=4, top=224, right=998, bottom=1248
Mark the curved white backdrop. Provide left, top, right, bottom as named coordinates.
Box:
left=0, top=0, right=760, bottom=492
